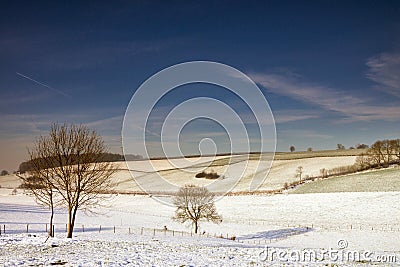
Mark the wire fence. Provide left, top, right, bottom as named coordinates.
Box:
left=0, top=223, right=234, bottom=239
left=1, top=221, right=399, bottom=242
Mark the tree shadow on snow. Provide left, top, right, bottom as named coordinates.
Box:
left=237, top=227, right=313, bottom=241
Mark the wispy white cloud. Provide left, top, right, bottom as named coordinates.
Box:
left=86, top=115, right=123, bottom=132
left=250, top=71, right=400, bottom=122
left=272, top=110, right=319, bottom=124
left=366, top=52, right=400, bottom=97
left=0, top=90, right=51, bottom=105
left=280, top=129, right=333, bottom=140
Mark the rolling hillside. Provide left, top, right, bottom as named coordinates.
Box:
left=3, top=149, right=397, bottom=194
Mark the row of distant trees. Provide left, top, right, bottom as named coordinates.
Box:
left=289, top=143, right=369, bottom=152
left=18, top=153, right=143, bottom=173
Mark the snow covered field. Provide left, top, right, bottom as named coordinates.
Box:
left=1, top=188, right=399, bottom=266
left=111, top=155, right=358, bottom=193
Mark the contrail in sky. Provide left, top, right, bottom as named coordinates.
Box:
left=16, top=72, right=70, bottom=97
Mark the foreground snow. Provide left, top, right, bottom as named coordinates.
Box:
left=0, top=233, right=264, bottom=266
left=1, top=230, right=398, bottom=266
left=1, top=189, right=399, bottom=265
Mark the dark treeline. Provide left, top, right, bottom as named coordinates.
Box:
left=18, top=153, right=143, bottom=173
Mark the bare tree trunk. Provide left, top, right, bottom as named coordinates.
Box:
left=194, top=220, right=198, bottom=234
left=67, top=207, right=73, bottom=238
left=67, top=205, right=79, bottom=238
left=49, top=200, right=54, bottom=237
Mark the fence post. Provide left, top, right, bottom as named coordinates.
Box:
left=3, top=224, right=5, bottom=234
left=114, top=226, right=116, bottom=233
left=82, top=225, right=84, bottom=233
left=129, top=227, right=131, bottom=234
left=99, top=225, right=101, bottom=233
left=153, top=229, right=155, bottom=236
left=26, top=224, right=29, bottom=233
left=172, top=230, right=174, bottom=236
left=66, top=224, right=67, bottom=232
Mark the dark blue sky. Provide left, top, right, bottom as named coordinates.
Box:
left=1, top=1, right=400, bottom=170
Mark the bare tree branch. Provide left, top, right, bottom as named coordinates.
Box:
left=173, top=185, right=222, bottom=234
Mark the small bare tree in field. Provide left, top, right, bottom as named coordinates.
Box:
left=173, top=185, right=222, bottom=234
left=295, top=166, right=303, bottom=181
left=27, top=123, right=117, bottom=238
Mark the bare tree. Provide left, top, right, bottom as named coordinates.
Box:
left=1, top=170, right=8, bottom=176
left=173, top=185, right=222, bottom=234
left=28, top=123, right=117, bottom=238
left=356, top=143, right=369, bottom=149
left=369, top=140, right=384, bottom=167
left=18, top=172, right=58, bottom=237
left=337, top=144, right=345, bottom=150
left=393, top=139, right=400, bottom=162
left=295, top=166, right=303, bottom=181
left=382, top=139, right=395, bottom=167
left=354, top=153, right=370, bottom=170
left=319, top=168, right=328, bottom=178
